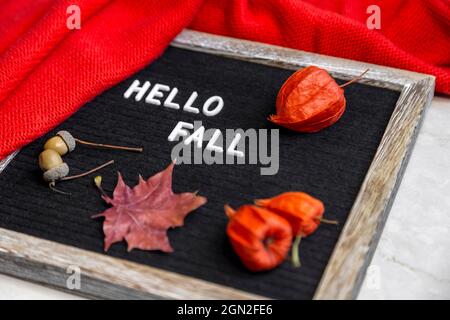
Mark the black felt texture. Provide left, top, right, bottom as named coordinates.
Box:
left=0, top=47, right=399, bottom=299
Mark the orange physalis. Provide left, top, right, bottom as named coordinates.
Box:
left=225, top=204, right=292, bottom=272
left=270, top=66, right=369, bottom=132
left=256, top=192, right=337, bottom=267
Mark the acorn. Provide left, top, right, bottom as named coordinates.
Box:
left=39, top=149, right=69, bottom=182
left=38, top=149, right=114, bottom=195
left=43, top=131, right=75, bottom=156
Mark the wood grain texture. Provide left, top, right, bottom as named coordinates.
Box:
left=314, top=79, right=435, bottom=299
left=0, top=227, right=264, bottom=299
left=0, top=30, right=435, bottom=299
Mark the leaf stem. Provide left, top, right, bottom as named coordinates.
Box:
left=317, top=217, right=339, bottom=225
left=292, top=235, right=302, bottom=268
left=339, top=69, right=370, bottom=88
left=49, top=181, right=71, bottom=195
left=61, top=160, right=114, bottom=181
left=74, top=138, right=143, bottom=152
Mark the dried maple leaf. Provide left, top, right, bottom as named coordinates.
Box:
left=93, top=163, right=207, bottom=252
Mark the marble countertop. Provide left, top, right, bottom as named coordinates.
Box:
left=358, top=95, right=450, bottom=299
left=0, top=96, right=449, bottom=300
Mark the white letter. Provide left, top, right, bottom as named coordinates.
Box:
left=168, top=121, right=193, bottom=142
left=66, top=265, right=81, bottom=290
left=66, top=5, right=81, bottom=30
left=164, top=87, right=180, bottom=109
left=259, top=129, right=279, bottom=176
left=203, top=96, right=224, bottom=116
left=183, top=92, right=200, bottom=114
left=184, top=125, right=205, bottom=149
left=204, top=307, right=211, bottom=318
left=366, top=5, right=381, bottom=30
left=227, top=133, right=244, bottom=158
left=123, top=80, right=151, bottom=101
left=206, top=129, right=223, bottom=153
left=146, top=83, right=170, bottom=105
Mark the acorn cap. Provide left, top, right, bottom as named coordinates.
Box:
left=43, top=162, right=69, bottom=182
left=57, top=130, right=76, bottom=152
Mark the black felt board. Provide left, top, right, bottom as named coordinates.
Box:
left=0, top=47, right=400, bottom=299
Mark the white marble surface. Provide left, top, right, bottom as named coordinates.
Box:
left=358, top=95, right=450, bottom=300
left=0, top=96, right=449, bottom=300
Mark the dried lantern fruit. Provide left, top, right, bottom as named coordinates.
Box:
left=255, top=192, right=336, bottom=267
left=225, top=204, right=292, bottom=272
left=270, top=66, right=368, bottom=132
left=255, top=192, right=325, bottom=236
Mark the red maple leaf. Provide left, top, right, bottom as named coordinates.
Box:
left=93, top=163, right=207, bottom=252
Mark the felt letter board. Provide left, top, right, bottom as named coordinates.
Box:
left=0, top=31, right=434, bottom=299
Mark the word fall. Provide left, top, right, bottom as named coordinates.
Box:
left=169, top=121, right=280, bottom=176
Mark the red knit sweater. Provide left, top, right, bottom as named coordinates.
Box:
left=0, top=0, right=448, bottom=159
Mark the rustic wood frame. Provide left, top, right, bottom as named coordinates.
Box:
left=0, top=30, right=435, bottom=300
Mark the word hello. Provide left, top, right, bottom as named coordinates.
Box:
left=124, top=80, right=224, bottom=117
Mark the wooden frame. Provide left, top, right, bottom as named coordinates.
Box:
left=0, top=30, right=435, bottom=300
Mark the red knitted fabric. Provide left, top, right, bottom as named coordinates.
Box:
left=0, top=0, right=449, bottom=159
left=191, top=0, right=450, bottom=92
